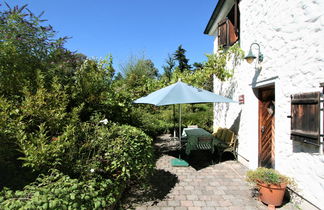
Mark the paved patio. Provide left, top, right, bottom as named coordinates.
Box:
left=132, top=153, right=295, bottom=210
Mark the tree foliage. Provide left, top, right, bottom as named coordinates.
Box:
left=162, top=54, right=175, bottom=82
left=0, top=4, right=71, bottom=98
left=0, top=4, right=154, bottom=208
left=173, top=45, right=191, bottom=72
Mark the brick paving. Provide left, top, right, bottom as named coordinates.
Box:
left=132, top=154, right=295, bottom=210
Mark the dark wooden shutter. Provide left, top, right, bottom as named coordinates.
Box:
left=218, top=18, right=238, bottom=47
left=291, top=92, right=320, bottom=146
left=218, top=18, right=228, bottom=47
left=321, top=83, right=324, bottom=152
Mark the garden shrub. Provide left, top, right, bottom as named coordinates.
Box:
left=0, top=118, right=154, bottom=209
left=131, top=108, right=174, bottom=138
left=75, top=120, right=155, bottom=183
left=181, top=104, right=213, bottom=132
left=15, top=74, right=83, bottom=173
left=103, top=124, right=154, bottom=182
left=0, top=97, right=19, bottom=170
left=0, top=169, right=120, bottom=210
left=0, top=97, right=36, bottom=190
left=130, top=104, right=213, bottom=138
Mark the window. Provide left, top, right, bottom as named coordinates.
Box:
left=290, top=92, right=321, bottom=146
left=218, top=2, right=240, bottom=48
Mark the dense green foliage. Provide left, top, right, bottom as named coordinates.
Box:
left=1, top=169, right=120, bottom=209
left=1, top=122, right=153, bottom=209
left=0, top=5, right=154, bottom=208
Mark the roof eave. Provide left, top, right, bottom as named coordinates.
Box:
left=203, top=0, right=226, bottom=35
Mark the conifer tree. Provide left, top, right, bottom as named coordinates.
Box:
left=173, top=45, right=191, bottom=72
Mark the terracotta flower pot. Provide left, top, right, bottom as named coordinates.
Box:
left=258, top=182, right=287, bottom=207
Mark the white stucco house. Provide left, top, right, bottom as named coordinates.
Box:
left=204, top=0, right=324, bottom=209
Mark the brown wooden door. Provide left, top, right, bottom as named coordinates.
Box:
left=258, top=87, right=275, bottom=168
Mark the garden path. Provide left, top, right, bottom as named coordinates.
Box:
left=130, top=154, right=295, bottom=210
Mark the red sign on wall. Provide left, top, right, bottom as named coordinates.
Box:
left=239, top=95, right=244, bottom=104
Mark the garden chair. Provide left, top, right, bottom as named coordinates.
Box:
left=213, top=127, right=238, bottom=161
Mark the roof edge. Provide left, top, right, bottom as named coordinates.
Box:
left=203, top=0, right=226, bottom=35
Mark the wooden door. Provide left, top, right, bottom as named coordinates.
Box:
left=258, top=86, right=275, bottom=168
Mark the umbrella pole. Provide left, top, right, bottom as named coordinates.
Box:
left=173, top=104, right=176, bottom=138
left=179, top=104, right=181, bottom=159
left=171, top=103, right=189, bottom=167
left=179, top=104, right=181, bottom=142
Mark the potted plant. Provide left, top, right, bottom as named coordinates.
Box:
left=246, top=167, right=294, bottom=209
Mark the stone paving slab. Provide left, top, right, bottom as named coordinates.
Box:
left=133, top=155, right=295, bottom=210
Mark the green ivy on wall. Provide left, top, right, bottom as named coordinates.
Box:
left=171, top=43, right=245, bottom=89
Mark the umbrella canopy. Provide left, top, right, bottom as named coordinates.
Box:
left=133, top=81, right=236, bottom=106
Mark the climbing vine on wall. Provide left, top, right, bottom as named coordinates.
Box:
left=171, top=43, right=244, bottom=89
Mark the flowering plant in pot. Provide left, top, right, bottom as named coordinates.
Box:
left=246, top=167, right=295, bottom=209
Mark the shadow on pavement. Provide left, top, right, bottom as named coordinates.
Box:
left=118, top=160, right=179, bottom=209
left=165, top=149, right=221, bottom=171
left=153, top=134, right=236, bottom=171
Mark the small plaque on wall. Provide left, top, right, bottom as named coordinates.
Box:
left=239, top=95, right=244, bottom=104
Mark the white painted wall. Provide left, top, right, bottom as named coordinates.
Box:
left=211, top=0, right=324, bottom=208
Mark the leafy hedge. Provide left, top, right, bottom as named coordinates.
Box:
left=131, top=108, right=174, bottom=138
left=130, top=104, right=214, bottom=138
left=0, top=169, right=120, bottom=209
left=74, top=121, right=155, bottom=183
left=0, top=122, right=154, bottom=209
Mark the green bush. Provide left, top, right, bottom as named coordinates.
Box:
left=14, top=74, right=83, bottom=173
left=181, top=104, right=213, bottom=132
left=131, top=108, right=174, bottom=138
left=0, top=97, right=36, bottom=190
left=0, top=169, right=120, bottom=210
left=130, top=104, right=213, bottom=138
left=76, top=121, right=154, bottom=183
left=0, top=119, right=154, bottom=209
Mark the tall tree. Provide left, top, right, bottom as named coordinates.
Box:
left=162, top=54, right=175, bottom=82
left=173, top=45, right=191, bottom=72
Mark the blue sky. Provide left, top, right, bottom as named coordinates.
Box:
left=3, top=0, right=217, bottom=73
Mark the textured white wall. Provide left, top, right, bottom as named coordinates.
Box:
left=212, top=0, right=324, bottom=208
